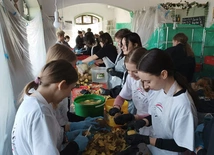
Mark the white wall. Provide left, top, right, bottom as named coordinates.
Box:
left=114, top=8, right=131, bottom=23
left=59, top=3, right=116, bottom=47
left=206, top=1, right=214, bottom=26
left=61, top=3, right=115, bottom=23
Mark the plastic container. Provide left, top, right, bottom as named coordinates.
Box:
left=74, top=94, right=105, bottom=117
left=91, top=67, right=108, bottom=83
left=104, top=98, right=129, bottom=127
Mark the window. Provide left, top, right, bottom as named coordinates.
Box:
left=75, top=15, right=100, bottom=25
left=75, top=17, right=82, bottom=24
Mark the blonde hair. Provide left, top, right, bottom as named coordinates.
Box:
left=56, top=30, right=65, bottom=37
left=46, top=44, right=76, bottom=64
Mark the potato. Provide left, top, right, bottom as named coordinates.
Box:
left=84, top=73, right=89, bottom=78
left=88, top=75, right=92, bottom=80
left=82, top=130, right=91, bottom=136
left=127, top=130, right=137, bottom=135
left=114, top=112, right=122, bottom=118
left=79, top=78, right=84, bottom=82
left=80, top=82, right=84, bottom=85
left=84, top=100, right=90, bottom=103
left=96, top=118, right=107, bottom=128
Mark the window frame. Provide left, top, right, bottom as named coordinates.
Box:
left=75, top=15, right=100, bottom=25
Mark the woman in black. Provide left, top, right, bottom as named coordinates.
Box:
left=165, top=33, right=196, bottom=83
left=79, top=32, right=117, bottom=69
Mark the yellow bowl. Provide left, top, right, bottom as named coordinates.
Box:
left=105, top=99, right=128, bottom=113
left=104, top=99, right=129, bottom=127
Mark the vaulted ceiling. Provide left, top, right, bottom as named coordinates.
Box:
left=25, top=0, right=208, bottom=16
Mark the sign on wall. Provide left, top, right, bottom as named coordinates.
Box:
left=182, top=16, right=205, bottom=27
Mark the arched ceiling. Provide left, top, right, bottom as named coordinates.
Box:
left=27, top=0, right=209, bottom=16
left=35, top=0, right=166, bottom=15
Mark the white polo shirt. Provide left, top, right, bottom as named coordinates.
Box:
left=12, top=91, right=63, bottom=155
left=120, top=74, right=150, bottom=116
left=55, top=98, right=69, bottom=126
left=148, top=89, right=198, bottom=155
left=119, top=74, right=153, bottom=135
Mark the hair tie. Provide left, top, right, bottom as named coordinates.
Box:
left=34, top=77, right=41, bottom=85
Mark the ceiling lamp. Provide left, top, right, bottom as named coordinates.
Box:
left=53, top=0, right=61, bottom=28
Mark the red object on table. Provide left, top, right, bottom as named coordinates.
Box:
left=204, top=56, right=214, bottom=66
left=76, top=55, right=89, bottom=60
left=71, top=83, right=107, bottom=102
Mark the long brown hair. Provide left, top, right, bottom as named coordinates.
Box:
left=124, top=47, right=147, bottom=65
left=20, top=60, right=78, bottom=102
left=173, top=33, right=194, bottom=57
left=137, top=48, right=199, bottom=105
left=46, top=44, right=76, bottom=64
left=99, top=33, right=113, bottom=45
left=195, top=77, right=214, bottom=99
left=114, top=28, right=131, bottom=39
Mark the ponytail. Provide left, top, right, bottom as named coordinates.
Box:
left=174, top=72, right=199, bottom=106
left=18, top=60, right=78, bottom=104
left=19, top=80, right=39, bottom=104
left=185, top=43, right=194, bottom=57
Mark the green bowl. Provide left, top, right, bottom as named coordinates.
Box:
left=74, top=94, right=105, bottom=117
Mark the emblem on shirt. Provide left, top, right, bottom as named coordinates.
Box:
left=154, top=103, right=163, bottom=117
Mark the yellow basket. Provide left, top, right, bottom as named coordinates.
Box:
left=104, top=98, right=128, bottom=127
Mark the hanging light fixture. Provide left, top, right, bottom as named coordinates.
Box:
left=53, top=0, right=61, bottom=28
left=61, top=0, right=65, bottom=29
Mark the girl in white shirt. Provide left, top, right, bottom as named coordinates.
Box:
left=109, top=48, right=153, bottom=136
left=46, top=44, right=100, bottom=132
left=126, top=48, right=198, bottom=155
left=12, top=60, right=88, bottom=155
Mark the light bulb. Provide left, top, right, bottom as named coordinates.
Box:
left=53, top=10, right=61, bottom=28
left=53, top=21, right=61, bottom=28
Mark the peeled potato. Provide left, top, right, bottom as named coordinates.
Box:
left=127, top=130, right=137, bottom=135
left=96, top=118, right=107, bottom=128
left=114, top=112, right=121, bottom=118
left=82, top=130, right=91, bottom=136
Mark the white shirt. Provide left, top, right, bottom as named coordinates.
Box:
left=12, top=91, right=63, bottom=155
left=55, top=98, right=69, bottom=126
left=119, top=74, right=153, bottom=135
left=120, top=74, right=150, bottom=115
left=148, top=89, right=198, bottom=155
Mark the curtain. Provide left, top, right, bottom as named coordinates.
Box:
left=0, top=0, right=55, bottom=154
left=42, top=13, right=57, bottom=52
left=131, top=5, right=172, bottom=48
left=0, top=1, right=33, bottom=155
left=27, top=12, right=47, bottom=77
